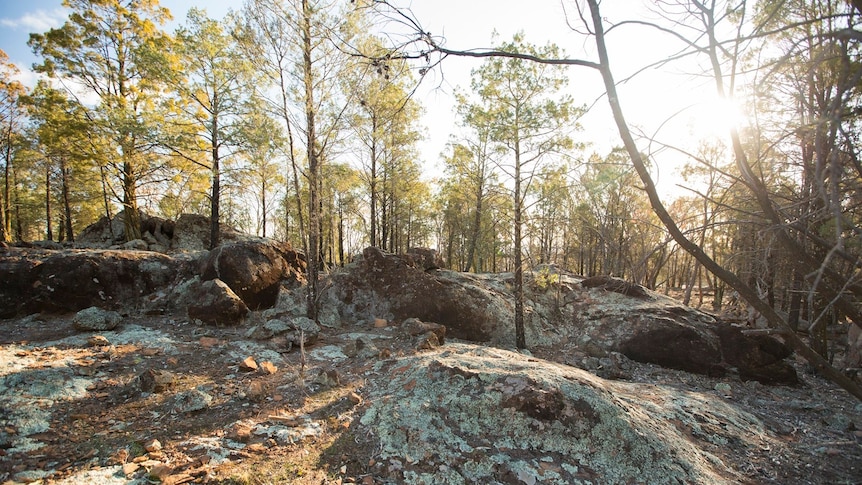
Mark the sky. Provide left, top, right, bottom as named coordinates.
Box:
left=0, top=0, right=732, bottom=196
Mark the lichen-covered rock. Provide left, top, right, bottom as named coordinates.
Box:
left=321, top=247, right=505, bottom=342
left=0, top=247, right=196, bottom=316
left=72, top=306, right=122, bottom=331
left=187, top=278, right=249, bottom=326
left=406, top=247, right=444, bottom=270
left=847, top=323, right=862, bottom=369
left=200, top=239, right=306, bottom=310
left=359, top=343, right=778, bottom=484
left=248, top=316, right=319, bottom=350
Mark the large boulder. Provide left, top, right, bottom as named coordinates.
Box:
left=200, top=239, right=306, bottom=310
left=0, top=248, right=197, bottom=316
left=356, top=344, right=780, bottom=484
left=187, top=278, right=249, bottom=326
left=321, top=247, right=501, bottom=340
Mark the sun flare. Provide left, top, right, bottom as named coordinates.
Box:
left=689, top=94, right=748, bottom=141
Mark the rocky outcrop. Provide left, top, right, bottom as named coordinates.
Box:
left=187, top=278, right=249, bottom=326
left=321, top=247, right=503, bottom=341
left=76, top=211, right=244, bottom=252
left=0, top=248, right=197, bottom=316
left=358, top=344, right=779, bottom=484
left=321, top=247, right=797, bottom=385
left=200, top=239, right=306, bottom=310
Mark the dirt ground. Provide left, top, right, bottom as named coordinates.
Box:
left=1, top=311, right=861, bottom=485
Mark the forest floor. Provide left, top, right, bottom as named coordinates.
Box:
left=0, top=311, right=861, bottom=485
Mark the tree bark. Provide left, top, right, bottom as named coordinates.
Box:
left=302, top=0, right=320, bottom=322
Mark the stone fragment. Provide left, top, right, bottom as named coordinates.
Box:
left=313, top=369, right=340, bottom=389
left=139, top=369, right=177, bottom=393
left=240, top=356, right=259, bottom=372
left=401, top=318, right=446, bottom=343
left=123, top=462, right=140, bottom=476
left=143, top=438, right=162, bottom=452
left=173, top=389, right=213, bottom=414
left=73, top=306, right=122, bottom=331
left=259, top=361, right=278, bottom=375
left=199, top=336, right=220, bottom=348
left=87, top=335, right=111, bottom=347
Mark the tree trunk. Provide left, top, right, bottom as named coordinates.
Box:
left=514, top=138, right=526, bottom=350
left=61, top=159, right=74, bottom=242
left=302, top=0, right=320, bottom=322
left=122, top=153, right=142, bottom=242
left=45, top=164, right=52, bottom=241
left=210, top=110, right=221, bottom=250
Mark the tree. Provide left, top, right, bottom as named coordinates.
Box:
left=240, top=0, right=361, bottom=320
left=29, top=0, right=173, bottom=242
left=346, top=36, right=423, bottom=250
left=168, top=7, right=255, bottom=248
left=235, top=106, right=286, bottom=238
left=0, top=50, right=27, bottom=242
left=25, top=82, right=103, bottom=242
left=468, top=34, right=578, bottom=349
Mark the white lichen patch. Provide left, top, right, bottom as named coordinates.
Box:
left=360, top=343, right=778, bottom=484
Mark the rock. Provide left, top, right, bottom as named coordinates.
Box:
left=343, top=336, right=380, bottom=359
left=143, top=438, right=162, bottom=452
left=406, top=247, right=444, bottom=270
left=714, top=324, right=798, bottom=385
left=227, top=420, right=255, bottom=442
left=87, top=335, right=111, bottom=347
left=618, top=318, right=798, bottom=385
left=0, top=247, right=195, bottom=316
left=240, top=356, right=259, bottom=372
left=187, top=278, right=249, bottom=326
left=259, top=361, right=278, bottom=375
left=581, top=275, right=649, bottom=299
left=847, top=322, right=862, bottom=368
left=358, top=343, right=779, bottom=484
left=321, top=247, right=501, bottom=342
left=200, top=239, right=306, bottom=310
left=140, top=369, right=177, bottom=393
left=401, top=318, right=446, bottom=343
left=123, top=462, right=140, bottom=476
left=73, top=306, right=122, bottom=331
left=619, top=320, right=724, bottom=376
left=416, top=331, right=442, bottom=350
left=122, top=239, right=149, bottom=251
left=173, top=388, right=213, bottom=413
left=249, top=316, right=319, bottom=350
left=313, top=369, right=341, bottom=389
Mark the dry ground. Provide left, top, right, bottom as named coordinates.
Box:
left=0, top=311, right=860, bottom=484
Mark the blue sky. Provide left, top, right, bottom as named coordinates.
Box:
left=0, top=0, right=231, bottom=76
left=0, top=0, right=724, bottom=193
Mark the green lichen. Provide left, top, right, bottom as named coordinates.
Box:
left=360, top=343, right=773, bottom=484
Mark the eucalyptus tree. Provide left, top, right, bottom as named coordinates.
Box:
left=168, top=7, right=256, bottom=248
left=0, top=50, right=27, bottom=242
left=29, top=0, right=173, bottom=241
left=468, top=34, right=579, bottom=348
